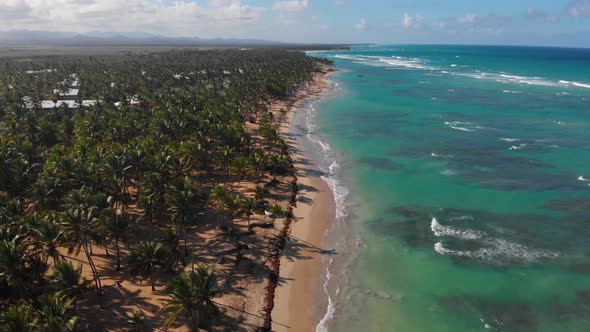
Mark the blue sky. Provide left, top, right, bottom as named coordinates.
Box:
left=1, top=0, right=589, bottom=47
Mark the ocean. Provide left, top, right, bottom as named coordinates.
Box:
left=303, top=45, right=590, bottom=332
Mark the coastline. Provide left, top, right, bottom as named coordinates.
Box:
left=269, top=69, right=338, bottom=331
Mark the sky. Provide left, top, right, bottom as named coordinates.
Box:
left=1, top=0, right=590, bottom=47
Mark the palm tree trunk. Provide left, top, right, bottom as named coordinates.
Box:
left=147, top=208, right=153, bottom=241
left=190, top=311, right=199, bottom=332
left=115, top=239, right=121, bottom=271
left=82, top=241, right=102, bottom=295
left=184, top=226, right=189, bottom=256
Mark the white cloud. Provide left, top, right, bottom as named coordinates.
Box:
left=272, top=0, right=309, bottom=13
left=402, top=13, right=424, bottom=28
left=355, top=17, right=367, bottom=31
left=457, top=13, right=477, bottom=24
left=567, top=0, right=590, bottom=17
left=434, top=13, right=511, bottom=35
left=0, top=0, right=266, bottom=37
left=526, top=8, right=559, bottom=23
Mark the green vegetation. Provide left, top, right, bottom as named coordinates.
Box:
left=0, top=48, right=332, bottom=330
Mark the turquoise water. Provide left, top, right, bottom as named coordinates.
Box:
left=309, top=46, right=590, bottom=332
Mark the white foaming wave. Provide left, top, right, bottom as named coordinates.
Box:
left=502, top=90, right=522, bottom=94
left=499, top=138, right=520, bottom=142
left=572, top=82, right=590, bottom=89
left=455, top=72, right=560, bottom=87
left=431, top=218, right=483, bottom=240
left=509, top=143, right=527, bottom=150
left=305, top=102, right=350, bottom=332
left=304, top=104, right=349, bottom=222
left=315, top=256, right=336, bottom=332
left=578, top=176, right=589, bottom=182
left=434, top=241, right=452, bottom=255
left=332, top=54, right=390, bottom=67
left=453, top=71, right=590, bottom=90
left=445, top=121, right=474, bottom=132
left=378, top=57, right=436, bottom=70
left=435, top=238, right=558, bottom=264
left=433, top=218, right=559, bottom=264
left=451, top=64, right=457, bottom=67
left=431, top=152, right=454, bottom=158
left=440, top=169, right=457, bottom=176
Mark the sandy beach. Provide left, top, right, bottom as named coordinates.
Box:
left=270, top=70, right=336, bottom=332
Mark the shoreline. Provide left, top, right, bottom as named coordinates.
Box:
left=269, top=69, right=338, bottom=331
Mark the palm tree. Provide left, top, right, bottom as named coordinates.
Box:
left=129, top=241, right=166, bottom=291
left=167, top=176, right=199, bottom=256
left=230, top=156, right=251, bottom=181
left=254, top=185, right=268, bottom=203
left=137, top=186, right=155, bottom=240
left=267, top=204, right=285, bottom=225
left=61, top=207, right=102, bottom=295
left=240, top=197, right=256, bottom=229
left=36, top=292, right=79, bottom=332
left=105, top=209, right=129, bottom=271
left=0, top=233, right=28, bottom=292
left=210, top=184, right=242, bottom=225
left=49, top=260, right=91, bottom=298
left=161, top=265, right=218, bottom=331
left=159, top=228, right=181, bottom=272
left=30, top=218, right=64, bottom=265
left=0, top=303, right=38, bottom=332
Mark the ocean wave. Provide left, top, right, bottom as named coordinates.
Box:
left=499, top=138, right=520, bottom=142
left=572, top=82, right=590, bottom=89
left=578, top=176, right=589, bottom=182
left=444, top=121, right=475, bottom=132
left=440, top=169, right=457, bottom=176
left=508, top=144, right=527, bottom=151
left=431, top=152, right=454, bottom=158
left=315, top=256, right=336, bottom=332
left=453, top=71, right=590, bottom=89
left=432, top=216, right=559, bottom=264
left=304, top=100, right=351, bottom=332
left=332, top=54, right=437, bottom=71
left=434, top=238, right=558, bottom=264
left=379, top=57, right=436, bottom=70
left=431, top=218, right=483, bottom=240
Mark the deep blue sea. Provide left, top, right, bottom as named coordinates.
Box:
left=304, top=45, right=590, bottom=332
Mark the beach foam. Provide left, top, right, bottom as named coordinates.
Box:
left=315, top=256, right=336, bottom=332
left=303, top=92, right=352, bottom=332
left=431, top=218, right=483, bottom=240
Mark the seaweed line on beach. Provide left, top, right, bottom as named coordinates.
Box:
left=259, top=150, right=298, bottom=331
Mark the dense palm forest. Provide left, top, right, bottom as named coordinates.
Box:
left=0, top=49, right=333, bottom=331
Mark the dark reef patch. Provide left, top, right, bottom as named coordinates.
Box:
left=357, top=157, right=403, bottom=172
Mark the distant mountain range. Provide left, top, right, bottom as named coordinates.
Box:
left=0, top=30, right=287, bottom=46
